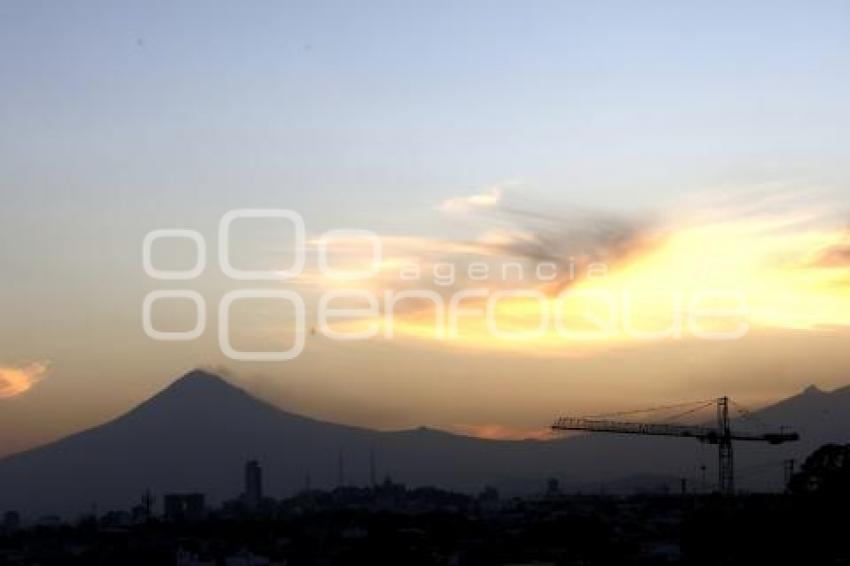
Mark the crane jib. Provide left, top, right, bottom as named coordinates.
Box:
left=550, top=397, right=800, bottom=496
left=551, top=418, right=798, bottom=444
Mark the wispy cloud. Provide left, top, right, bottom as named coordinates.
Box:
left=438, top=185, right=503, bottom=213
left=451, top=423, right=557, bottom=441
left=0, top=361, right=50, bottom=399
left=293, top=184, right=850, bottom=361
left=438, top=185, right=653, bottom=290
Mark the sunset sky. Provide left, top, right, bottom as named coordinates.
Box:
left=2, top=0, right=850, bottom=457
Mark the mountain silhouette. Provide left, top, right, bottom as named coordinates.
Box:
left=1, top=369, right=848, bottom=516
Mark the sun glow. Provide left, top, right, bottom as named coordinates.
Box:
left=322, top=214, right=850, bottom=355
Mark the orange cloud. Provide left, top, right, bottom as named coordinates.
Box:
left=284, top=187, right=850, bottom=361
left=325, top=211, right=850, bottom=356
left=0, top=362, right=49, bottom=399
left=451, top=423, right=557, bottom=441
left=811, top=241, right=850, bottom=268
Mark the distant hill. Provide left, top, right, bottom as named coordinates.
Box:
left=1, top=369, right=848, bottom=516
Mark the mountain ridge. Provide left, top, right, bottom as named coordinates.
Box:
left=1, top=369, right=848, bottom=516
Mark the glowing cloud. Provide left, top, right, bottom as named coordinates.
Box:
left=0, top=361, right=49, bottom=399
left=451, top=423, right=557, bottom=441
left=323, top=211, right=850, bottom=356
left=439, top=186, right=502, bottom=212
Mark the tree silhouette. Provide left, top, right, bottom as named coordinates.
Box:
left=789, top=443, right=850, bottom=495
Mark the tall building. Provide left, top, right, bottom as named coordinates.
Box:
left=244, top=459, right=263, bottom=509
left=3, top=511, right=20, bottom=532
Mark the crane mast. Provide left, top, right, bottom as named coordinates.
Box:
left=551, top=396, right=798, bottom=496
left=717, top=396, right=733, bottom=496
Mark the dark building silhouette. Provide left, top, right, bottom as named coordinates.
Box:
left=163, top=493, right=205, bottom=522
left=244, top=460, right=263, bottom=509
left=2, top=511, right=20, bottom=532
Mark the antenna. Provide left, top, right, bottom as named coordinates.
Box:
left=337, top=448, right=345, bottom=487
left=141, top=488, right=155, bottom=520
left=783, top=458, right=796, bottom=492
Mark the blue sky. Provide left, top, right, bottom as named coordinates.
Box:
left=3, top=0, right=849, bottom=225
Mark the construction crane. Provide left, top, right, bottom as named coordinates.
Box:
left=551, top=396, right=799, bottom=496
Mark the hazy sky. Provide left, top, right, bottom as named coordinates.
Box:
left=2, top=1, right=850, bottom=457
